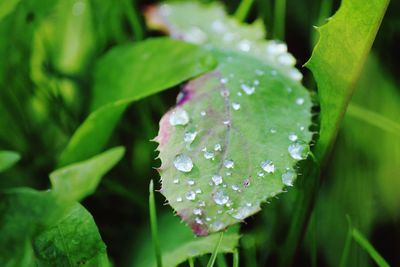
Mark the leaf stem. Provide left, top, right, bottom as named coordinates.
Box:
left=149, top=180, right=163, bottom=267
left=124, top=0, right=144, bottom=41
left=339, top=215, right=353, bottom=267
left=207, top=232, right=224, bottom=267
left=234, top=0, right=255, bottom=22
left=273, top=0, right=286, bottom=40
left=188, top=257, right=194, bottom=267
left=233, top=249, right=239, bottom=267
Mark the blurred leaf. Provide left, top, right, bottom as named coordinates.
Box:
left=0, top=0, right=20, bottom=21
left=59, top=38, right=216, bottom=166
left=51, top=146, right=125, bottom=202
left=147, top=2, right=312, bottom=235
left=305, top=0, right=389, bottom=161
left=0, top=151, right=21, bottom=173
left=0, top=188, right=109, bottom=267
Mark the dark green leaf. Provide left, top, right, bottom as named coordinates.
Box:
left=0, top=150, right=21, bottom=173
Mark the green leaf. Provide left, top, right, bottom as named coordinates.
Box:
left=0, top=150, right=20, bottom=173
left=59, top=38, right=216, bottom=166
left=52, top=146, right=125, bottom=202
left=305, top=0, right=389, bottom=161
left=0, top=188, right=109, bottom=267
left=146, top=2, right=313, bottom=235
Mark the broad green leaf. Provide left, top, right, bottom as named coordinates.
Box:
left=0, top=0, right=20, bottom=21
left=52, top=146, right=125, bottom=202
left=146, top=2, right=313, bottom=235
left=59, top=38, right=216, bottom=166
left=132, top=213, right=240, bottom=267
left=0, top=188, right=109, bottom=267
left=0, top=150, right=20, bottom=173
left=305, top=0, right=389, bottom=161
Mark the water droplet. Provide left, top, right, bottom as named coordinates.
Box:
left=224, top=159, right=234, bottom=169
left=220, top=89, right=230, bottom=97
left=217, top=210, right=223, bottom=214
left=270, top=128, right=277, bottom=134
left=282, top=170, right=296, bottom=186
left=237, top=92, right=243, bottom=96
left=232, top=102, right=241, bottom=110
left=195, top=217, right=203, bottom=224
left=300, top=126, right=305, bottom=131
left=210, top=221, right=224, bottom=231
left=255, top=69, right=265, bottom=76
left=220, top=78, right=228, bottom=84
left=288, top=133, right=298, bottom=141
left=214, top=189, right=229, bottom=205
left=187, top=179, right=195, bottom=186
left=206, top=217, right=212, bottom=222
left=185, top=191, right=196, bottom=201
left=296, top=97, right=305, bottom=105
left=195, top=188, right=202, bottom=194
left=271, top=70, right=278, bottom=76
left=241, top=84, right=255, bottom=95
left=261, top=160, right=275, bottom=173
left=289, top=69, right=303, bottom=81
left=200, top=111, right=206, bottom=116
left=193, top=208, right=202, bottom=215
left=223, top=120, right=230, bottom=125
left=169, top=108, right=189, bottom=126
left=174, top=154, right=193, bottom=172
left=211, top=20, right=225, bottom=32
left=288, top=141, right=309, bottom=160
left=72, top=1, right=86, bottom=16
left=257, top=171, right=264, bottom=177
left=176, top=197, right=183, bottom=202
left=243, top=178, right=251, bottom=187
left=246, top=202, right=252, bottom=207
left=173, top=179, right=179, bottom=184
left=226, top=172, right=232, bottom=176
left=214, top=143, right=222, bottom=151
left=212, top=174, right=223, bottom=185
left=253, top=80, right=260, bottom=86
left=232, top=207, right=253, bottom=220
left=159, top=3, right=172, bottom=16
left=223, top=32, right=235, bottom=43
left=204, top=150, right=215, bottom=160
left=266, top=41, right=287, bottom=56
left=185, top=27, right=208, bottom=43
left=184, top=131, right=197, bottom=144
left=237, top=39, right=251, bottom=52
left=198, top=200, right=206, bottom=207
left=231, top=184, right=239, bottom=191
left=277, top=53, right=296, bottom=66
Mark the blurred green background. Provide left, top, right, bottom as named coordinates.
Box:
left=0, top=0, right=399, bottom=266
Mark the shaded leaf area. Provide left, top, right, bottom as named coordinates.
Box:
left=59, top=38, right=216, bottom=166
left=147, top=2, right=313, bottom=235
left=132, top=213, right=240, bottom=267
left=0, top=151, right=21, bottom=173
left=0, top=147, right=124, bottom=266
left=305, top=0, right=389, bottom=161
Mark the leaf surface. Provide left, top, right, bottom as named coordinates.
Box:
left=146, top=2, right=313, bottom=235
left=305, top=0, right=389, bottom=160
left=0, top=150, right=20, bottom=173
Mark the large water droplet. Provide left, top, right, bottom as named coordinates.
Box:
left=241, top=83, right=255, bottom=95
left=288, top=133, right=298, bottom=141
left=282, top=170, right=296, bottom=186
left=185, top=191, right=196, bottom=201
left=184, top=131, right=197, bottom=144
left=289, top=69, right=303, bottom=81
left=174, top=154, right=193, bottom=172
left=232, top=102, right=241, bottom=110
left=288, top=141, right=309, bottom=160
left=261, top=160, right=275, bottom=173
left=224, top=159, right=234, bottom=169
left=296, top=97, right=305, bottom=105
left=214, top=189, right=230, bottom=205
left=212, top=174, right=223, bottom=185
left=214, top=143, right=222, bottom=151
left=169, top=108, right=189, bottom=126
left=277, top=53, right=296, bottom=66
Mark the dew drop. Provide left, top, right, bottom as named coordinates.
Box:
left=169, top=108, right=189, bottom=126
left=237, top=92, right=242, bottom=96
left=237, top=39, right=251, bottom=52
left=271, top=70, right=278, bottom=76
left=176, top=197, right=183, bottom=202
left=255, top=69, right=265, bottom=76
left=173, top=179, right=179, bottom=184
left=217, top=210, right=223, bottom=214
left=226, top=172, right=232, bottom=176
left=296, top=97, right=305, bottom=105
left=246, top=202, right=252, bottom=207
left=214, top=143, right=222, bottom=151
left=282, top=170, right=296, bottom=186
left=184, top=131, right=197, bottom=144
left=253, top=80, right=260, bottom=86
left=220, top=77, right=228, bottom=84
left=193, top=208, right=202, bottom=215
left=220, top=89, right=230, bottom=97
left=185, top=191, right=196, bottom=201
left=198, top=200, right=206, bottom=207
left=185, top=27, right=208, bottom=43
left=288, top=141, right=309, bottom=160
left=187, top=179, right=195, bottom=186
left=206, top=217, right=212, bottom=222
left=300, top=126, right=305, bottom=131
left=257, top=171, right=264, bottom=177
left=232, top=207, right=252, bottom=220
left=241, top=84, right=255, bottom=95
left=210, top=221, right=224, bottom=231
left=200, top=111, right=206, bottom=116
left=212, top=174, right=223, bottom=185
left=243, top=178, right=251, bottom=187
left=213, top=189, right=229, bottom=205
left=261, top=160, right=275, bottom=173
left=204, top=150, right=215, bottom=160
left=195, top=217, right=203, bottom=225
left=223, top=120, right=230, bottom=125
left=195, top=188, right=202, bottom=194
left=224, top=159, right=234, bottom=169
left=289, top=69, right=303, bottom=81
left=266, top=41, right=287, bottom=56
left=277, top=53, right=296, bottom=66
left=231, top=184, right=239, bottom=191
left=232, top=102, right=241, bottom=110
left=174, top=154, right=193, bottom=172
left=288, top=133, right=298, bottom=141
left=270, top=128, right=277, bottom=134
left=211, top=20, right=224, bottom=32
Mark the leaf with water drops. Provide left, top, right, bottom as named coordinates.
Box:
left=147, top=2, right=313, bottom=235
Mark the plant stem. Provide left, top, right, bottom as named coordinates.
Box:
left=207, top=232, right=224, bottom=267
left=233, top=249, right=239, bottom=267
left=149, top=180, right=163, bottom=267
left=339, top=215, right=353, bottom=267
left=124, top=0, right=144, bottom=41
left=188, top=257, right=194, bottom=267
left=273, top=0, right=286, bottom=40
left=234, top=0, right=255, bottom=22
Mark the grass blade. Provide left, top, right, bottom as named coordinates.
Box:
left=352, top=228, right=390, bottom=267
left=149, top=180, right=163, bottom=267
left=339, top=215, right=353, bottom=267
left=273, top=0, right=286, bottom=40
left=207, top=232, right=224, bottom=267
left=234, top=0, right=254, bottom=22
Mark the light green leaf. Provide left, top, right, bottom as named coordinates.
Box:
left=305, top=0, right=389, bottom=160
left=147, top=2, right=313, bottom=235
left=0, top=150, right=20, bottom=173
left=59, top=38, right=216, bottom=166
left=52, top=146, right=125, bottom=202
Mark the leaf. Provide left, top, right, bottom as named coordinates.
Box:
left=0, top=188, right=109, bottom=267
left=305, top=0, right=389, bottom=160
left=146, top=2, right=313, bottom=235
left=59, top=38, right=216, bottom=166
left=132, top=213, right=240, bottom=267
left=51, top=146, right=125, bottom=202
left=0, top=150, right=20, bottom=173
